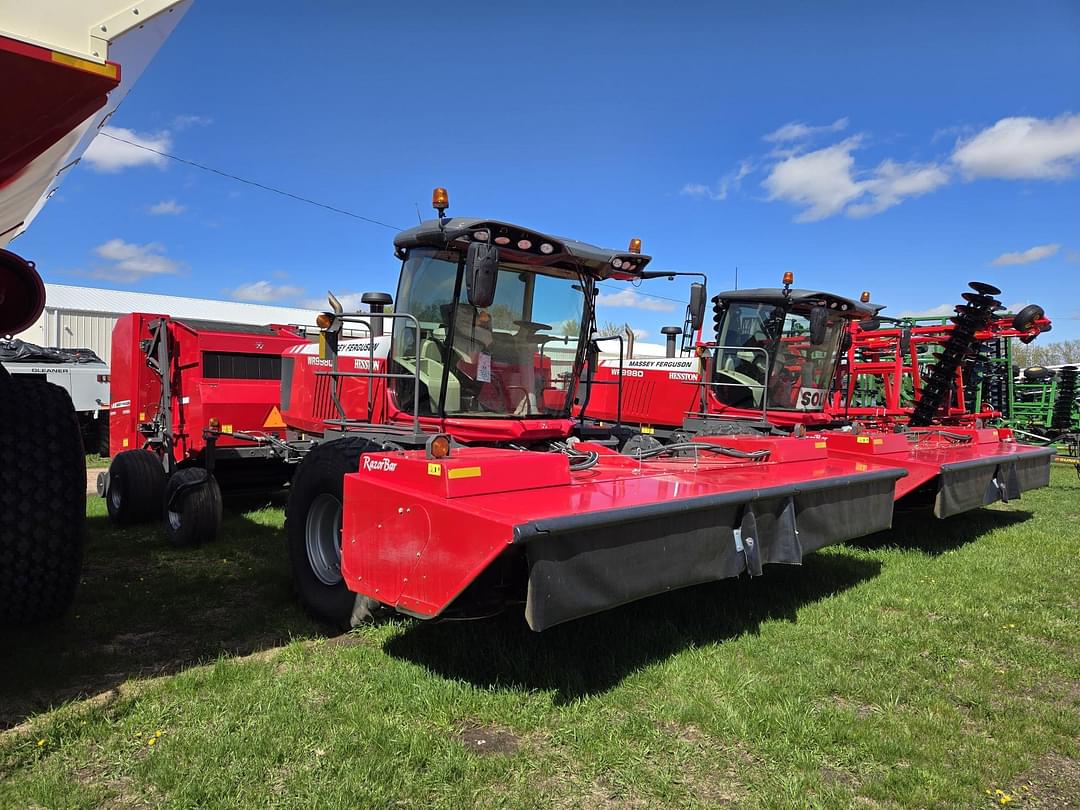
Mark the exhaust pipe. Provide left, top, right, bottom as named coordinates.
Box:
left=361, top=292, right=393, bottom=337
left=661, top=326, right=682, bottom=358
left=0, top=249, right=45, bottom=336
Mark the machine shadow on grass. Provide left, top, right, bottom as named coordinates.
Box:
left=0, top=505, right=316, bottom=730
left=383, top=551, right=881, bottom=702
left=851, top=506, right=1034, bottom=556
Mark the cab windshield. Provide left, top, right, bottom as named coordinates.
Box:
left=391, top=247, right=587, bottom=418
left=711, top=301, right=846, bottom=411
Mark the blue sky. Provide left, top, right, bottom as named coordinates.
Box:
left=14, top=0, right=1080, bottom=341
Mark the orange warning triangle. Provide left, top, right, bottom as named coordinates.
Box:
left=263, top=406, right=287, bottom=429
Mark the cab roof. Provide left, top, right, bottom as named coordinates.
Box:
left=394, top=217, right=652, bottom=280
left=713, top=287, right=883, bottom=318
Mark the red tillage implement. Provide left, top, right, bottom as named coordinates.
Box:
left=584, top=277, right=1054, bottom=519
left=276, top=191, right=905, bottom=631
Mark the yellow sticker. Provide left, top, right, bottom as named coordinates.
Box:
left=122, top=438, right=129, bottom=448
left=222, top=424, right=233, bottom=434
left=873, top=438, right=884, bottom=445
left=139, top=412, right=146, bottom=422
left=447, top=466, right=482, bottom=480
left=51, top=51, right=119, bottom=79
left=427, top=463, right=442, bottom=477
left=815, top=441, right=827, bottom=449
left=857, top=436, right=870, bottom=444
left=641, top=426, right=655, bottom=435
left=855, top=462, right=868, bottom=471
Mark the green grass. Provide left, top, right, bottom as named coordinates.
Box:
left=84, top=454, right=109, bottom=470
left=2, top=470, right=1078, bottom=809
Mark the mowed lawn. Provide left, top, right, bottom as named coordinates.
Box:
left=1, top=468, right=1078, bottom=809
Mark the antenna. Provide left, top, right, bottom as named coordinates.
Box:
left=414, top=203, right=422, bottom=224
left=734, top=266, right=738, bottom=290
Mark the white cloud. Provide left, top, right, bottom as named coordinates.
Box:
left=895, top=303, right=956, bottom=318
left=763, top=137, right=866, bottom=222
left=953, top=114, right=1080, bottom=179
left=89, top=239, right=181, bottom=282
left=229, top=280, right=305, bottom=303
left=763, top=117, right=849, bottom=143
left=302, top=292, right=366, bottom=311
left=680, top=161, right=753, bottom=201
left=990, top=243, right=1060, bottom=266
left=847, top=160, right=950, bottom=218
left=764, top=137, right=949, bottom=221
left=148, top=199, right=185, bottom=215
left=171, top=114, right=212, bottom=130
left=595, top=288, right=678, bottom=312
left=82, top=126, right=170, bottom=173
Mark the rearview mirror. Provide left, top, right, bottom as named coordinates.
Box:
left=858, top=317, right=881, bottom=332
left=900, top=327, right=912, bottom=355
left=688, top=283, right=706, bottom=331
left=809, top=306, right=829, bottom=345
left=465, top=242, right=499, bottom=308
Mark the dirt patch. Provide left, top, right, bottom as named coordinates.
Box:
left=538, top=774, right=651, bottom=810
left=656, top=720, right=704, bottom=744
left=832, top=695, right=876, bottom=720
left=455, top=723, right=522, bottom=756
left=86, top=468, right=102, bottom=496
left=821, top=765, right=860, bottom=790
left=1013, top=753, right=1080, bottom=809
left=656, top=721, right=754, bottom=805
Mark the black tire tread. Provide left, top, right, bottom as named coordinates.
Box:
left=0, top=376, right=86, bottom=625
left=164, top=468, right=223, bottom=548
left=285, top=437, right=378, bottom=629
left=106, top=449, right=166, bottom=525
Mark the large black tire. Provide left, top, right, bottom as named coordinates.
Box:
left=164, top=468, right=223, bottom=548
left=0, top=376, right=86, bottom=625
left=106, top=449, right=166, bottom=526
left=285, top=437, right=379, bottom=629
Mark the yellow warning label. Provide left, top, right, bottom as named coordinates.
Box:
left=873, top=438, right=884, bottom=445
left=427, top=463, right=442, bottom=477
left=855, top=462, right=868, bottom=471
left=641, top=426, right=655, bottom=434
left=815, top=441, right=827, bottom=449
left=222, top=424, right=233, bottom=434
left=857, top=436, right=870, bottom=444
left=263, top=406, right=287, bottom=429
left=122, top=438, right=129, bottom=448
left=448, top=466, right=482, bottom=480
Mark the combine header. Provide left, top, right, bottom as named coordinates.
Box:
left=277, top=190, right=906, bottom=631
left=98, top=314, right=310, bottom=545
left=585, top=274, right=1054, bottom=519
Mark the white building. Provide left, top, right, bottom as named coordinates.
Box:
left=14, top=284, right=324, bottom=362
left=12, top=283, right=671, bottom=365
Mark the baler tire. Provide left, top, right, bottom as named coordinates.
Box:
left=0, top=376, right=86, bottom=625
left=163, top=468, right=223, bottom=548
left=286, top=437, right=379, bottom=630
left=106, top=449, right=166, bottom=526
